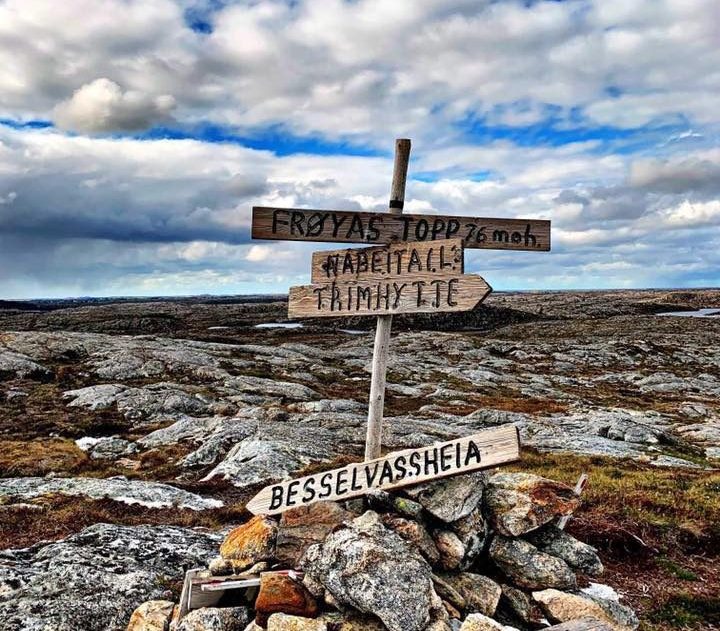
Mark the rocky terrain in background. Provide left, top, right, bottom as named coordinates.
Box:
left=0, top=289, right=719, bottom=630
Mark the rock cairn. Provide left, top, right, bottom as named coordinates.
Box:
left=127, top=471, right=639, bottom=631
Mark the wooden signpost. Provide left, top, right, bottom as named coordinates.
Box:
left=252, top=207, right=550, bottom=251
left=246, top=424, right=520, bottom=516
left=288, top=238, right=491, bottom=318
left=247, top=138, right=551, bottom=515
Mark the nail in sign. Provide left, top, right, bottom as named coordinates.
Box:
left=246, top=424, right=521, bottom=516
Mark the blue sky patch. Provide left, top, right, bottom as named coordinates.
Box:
left=135, top=123, right=387, bottom=157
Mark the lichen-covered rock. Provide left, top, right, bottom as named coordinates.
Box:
left=202, top=439, right=334, bottom=489
left=76, top=436, right=138, bottom=460
left=484, top=473, right=580, bottom=536
left=449, top=505, right=489, bottom=569
left=317, top=611, right=385, bottom=630
left=220, top=515, right=278, bottom=572
left=441, top=573, right=501, bottom=617
left=433, top=529, right=466, bottom=570
left=0, top=350, right=50, bottom=379
left=276, top=502, right=352, bottom=567
left=0, top=523, right=222, bottom=631
left=126, top=600, right=174, bottom=631
left=458, top=612, right=519, bottom=630
left=301, top=511, right=440, bottom=631
left=544, top=619, right=615, bottom=630
left=405, top=472, right=487, bottom=522
left=525, top=525, right=604, bottom=577
left=176, top=607, right=250, bottom=631
left=500, top=584, right=543, bottom=627
left=254, top=573, right=318, bottom=626
left=489, top=536, right=577, bottom=590
left=381, top=514, right=440, bottom=565
left=266, top=613, right=327, bottom=631
left=533, top=589, right=639, bottom=630
left=0, top=476, right=222, bottom=510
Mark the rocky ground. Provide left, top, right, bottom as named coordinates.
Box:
left=0, top=289, right=719, bottom=630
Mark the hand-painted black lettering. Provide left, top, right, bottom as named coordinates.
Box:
left=313, top=286, right=326, bottom=310
left=464, top=440, right=482, bottom=466
left=346, top=214, right=365, bottom=240
left=271, top=209, right=289, bottom=234
left=270, top=485, right=284, bottom=510
left=394, top=455, right=408, bottom=479
left=330, top=282, right=342, bottom=311
left=331, top=213, right=347, bottom=238
left=408, top=248, right=421, bottom=272
left=415, top=219, right=429, bottom=240
left=392, top=282, right=408, bottom=308
left=448, top=278, right=459, bottom=307
left=412, top=280, right=426, bottom=307
left=393, top=248, right=407, bottom=274
left=367, top=216, right=382, bottom=241
left=430, top=279, right=444, bottom=308
left=399, top=216, right=412, bottom=240
left=424, top=447, right=440, bottom=475
left=440, top=444, right=453, bottom=471
left=371, top=250, right=382, bottom=273
left=431, top=218, right=445, bottom=240
left=364, top=462, right=380, bottom=486
left=306, top=212, right=327, bottom=237
left=492, top=229, right=509, bottom=243
left=446, top=219, right=460, bottom=238
left=357, top=286, right=371, bottom=310
left=319, top=472, right=333, bottom=498
left=322, top=255, right=339, bottom=278
left=336, top=469, right=349, bottom=495
left=524, top=223, right=537, bottom=247
left=378, top=461, right=394, bottom=485
left=286, top=480, right=300, bottom=506
left=409, top=451, right=422, bottom=475
left=342, top=252, right=355, bottom=274
left=290, top=211, right=305, bottom=235
left=350, top=467, right=363, bottom=491
left=302, top=477, right=317, bottom=503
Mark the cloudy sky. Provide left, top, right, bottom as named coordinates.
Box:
left=1, top=0, right=719, bottom=298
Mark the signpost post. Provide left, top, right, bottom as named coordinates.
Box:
left=248, top=137, right=551, bottom=514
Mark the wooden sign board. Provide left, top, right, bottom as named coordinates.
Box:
left=252, top=206, right=550, bottom=252
left=311, top=238, right=463, bottom=284
left=246, top=424, right=520, bottom=516
left=288, top=274, right=491, bottom=318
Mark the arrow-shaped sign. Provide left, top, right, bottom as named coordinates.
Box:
left=288, top=274, right=491, bottom=318
left=288, top=238, right=491, bottom=319
left=246, top=424, right=521, bottom=516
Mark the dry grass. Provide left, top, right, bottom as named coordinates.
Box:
left=515, top=450, right=720, bottom=630
left=0, top=439, right=88, bottom=476
left=0, top=494, right=251, bottom=550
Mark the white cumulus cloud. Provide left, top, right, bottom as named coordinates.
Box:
left=53, top=78, right=176, bottom=132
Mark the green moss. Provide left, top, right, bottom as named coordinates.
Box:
left=648, top=594, right=720, bottom=627
left=657, top=557, right=699, bottom=581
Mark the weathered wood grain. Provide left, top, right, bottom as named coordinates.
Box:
left=288, top=273, right=492, bottom=319
left=252, top=206, right=551, bottom=251
left=246, top=424, right=521, bottom=516
left=366, top=138, right=411, bottom=462
left=310, top=238, right=463, bottom=284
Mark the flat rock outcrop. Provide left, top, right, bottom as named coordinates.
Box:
left=0, top=523, right=222, bottom=631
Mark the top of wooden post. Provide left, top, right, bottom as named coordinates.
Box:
left=389, top=139, right=411, bottom=216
